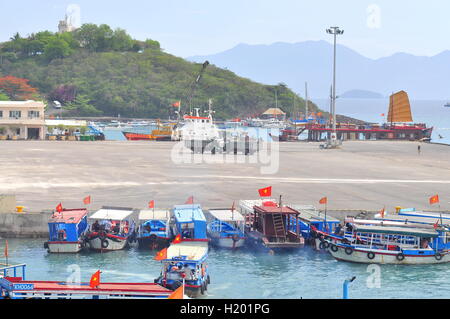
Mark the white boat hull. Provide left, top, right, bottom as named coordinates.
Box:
left=88, top=237, right=128, bottom=251
left=328, top=245, right=450, bottom=264
left=47, top=242, right=83, bottom=253
left=210, top=236, right=245, bottom=249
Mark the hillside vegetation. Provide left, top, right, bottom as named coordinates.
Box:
left=0, top=24, right=319, bottom=119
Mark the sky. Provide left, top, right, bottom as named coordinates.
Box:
left=1, top=0, right=449, bottom=59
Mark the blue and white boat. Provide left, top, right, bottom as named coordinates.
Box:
left=207, top=209, right=246, bottom=249
left=154, top=241, right=210, bottom=297
left=170, top=204, right=208, bottom=241
left=137, top=209, right=172, bottom=250
left=44, top=208, right=89, bottom=253
left=326, top=222, right=450, bottom=264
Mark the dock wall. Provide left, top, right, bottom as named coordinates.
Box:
left=0, top=211, right=52, bottom=238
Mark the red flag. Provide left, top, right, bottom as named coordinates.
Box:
left=434, top=220, right=439, bottom=230
left=231, top=201, right=235, bottom=212
left=380, top=207, right=385, bottom=218
left=319, top=197, right=327, bottom=205
left=148, top=200, right=155, bottom=209
left=172, top=234, right=182, bottom=244
left=381, top=113, right=385, bottom=117
left=429, top=195, right=439, bottom=205
left=89, top=270, right=101, bottom=288
left=154, top=247, right=168, bottom=260
left=83, top=196, right=91, bottom=205
left=185, top=196, right=194, bottom=205
left=56, top=203, right=63, bottom=213
left=172, top=101, right=180, bottom=107
left=258, top=186, right=272, bottom=197
left=4, top=240, right=8, bottom=258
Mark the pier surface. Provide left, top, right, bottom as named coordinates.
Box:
left=1, top=140, right=449, bottom=213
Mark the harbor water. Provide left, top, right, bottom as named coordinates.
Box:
left=5, top=238, right=450, bottom=299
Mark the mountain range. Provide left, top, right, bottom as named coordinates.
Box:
left=189, top=40, right=450, bottom=100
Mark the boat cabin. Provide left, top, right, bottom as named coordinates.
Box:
left=247, top=205, right=304, bottom=250
left=89, top=206, right=135, bottom=236
left=207, top=209, right=246, bottom=248
left=171, top=204, right=207, bottom=240
left=137, top=209, right=172, bottom=249
left=47, top=208, right=88, bottom=243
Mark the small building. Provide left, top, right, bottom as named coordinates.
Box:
left=0, top=100, right=45, bottom=140
left=261, top=107, right=286, bottom=120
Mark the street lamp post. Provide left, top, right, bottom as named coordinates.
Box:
left=326, top=26, right=344, bottom=144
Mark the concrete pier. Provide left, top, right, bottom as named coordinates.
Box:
left=0, top=140, right=448, bottom=222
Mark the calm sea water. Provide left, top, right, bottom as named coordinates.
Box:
left=4, top=238, right=450, bottom=299
left=313, top=98, right=450, bottom=145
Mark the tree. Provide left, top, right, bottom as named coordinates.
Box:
left=65, top=94, right=102, bottom=116
left=0, top=92, right=9, bottom=101
left=48, top=84, right=77, bottom=104
left=0, top=75, right=38, bottom=100
left=43, top=38, right=72, bottom=61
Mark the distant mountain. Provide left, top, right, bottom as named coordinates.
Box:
left=189, top=41, right=450, bottom=100
left=340, top=89, right=384, bottom=99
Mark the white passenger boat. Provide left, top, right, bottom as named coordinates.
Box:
left=207, top=209, right=246, bottom=249
left=86, top=207, right=136, bottom=252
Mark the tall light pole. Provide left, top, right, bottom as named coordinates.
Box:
left=326, top=26, right=344, bottom=143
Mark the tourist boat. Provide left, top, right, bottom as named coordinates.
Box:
left=0, top=263, right=178, bottom=299
left=43, top=208, right=89, bottom=253
left=207, top=209, right=246, bottom=249
left=122, top=121, right=174, bottom=141
left=396, top=208, right=450, bottom=222
left=244, top=201, right=305, bottom=253
left=85, top=207, right=137, bottom=252
left=325, top=222, right=450, bottom=264
left=137, top=209, right=172, bottom=250
left=170, top=204, right=209, bottom=242
left=154, top=241, right=210, bottom=297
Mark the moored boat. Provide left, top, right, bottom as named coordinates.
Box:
left=85, top=207, right=137, bottom=252
left=137, top=209, right=172, bottom=250
left=207, top=209, right=246, bottom=249
left=170, top=204, right=209, bottom=242
left=154, top=241, right=210, bottom=297
left=44, top=208, right=89, bottom=253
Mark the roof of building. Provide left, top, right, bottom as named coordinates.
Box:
left=89, top=207, right=134, bottom=221
left=262, top=107, right=286, bottom=115
left=0, top=100, right=45, bottom=108
left=138, top=210, right=171, bottom=221
left=209, top=209, right=244, bottom=222
left=45, top=119, right=87, bottom=127
left=49, top=208, right=88, bottom=224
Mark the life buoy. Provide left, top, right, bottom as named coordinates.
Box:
left=101, top=239, right=109, bottom=249
left=330, top=244, right=338, bottom=252
left=435, top=253, right=443, bottom=261
left=396, top=253, right=405, bottom=261
left=345, top=247, right=353, bottom=255
left=367, top=252, right=375, bottom=260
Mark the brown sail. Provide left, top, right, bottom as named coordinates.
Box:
left=387, top=91, right=413, bottom=123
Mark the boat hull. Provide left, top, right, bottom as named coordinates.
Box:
left=46, top=241, right=84, bottom=253
left=209, top=235, right=245, bottom=249
left=328, top=245, right=450, bottom=264
left=137, top=236, right=170, bottom=250
left=87, top=236, right=129, bottom=251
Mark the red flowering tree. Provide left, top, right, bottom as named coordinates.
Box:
left=0, top=75, right=38, bottom=100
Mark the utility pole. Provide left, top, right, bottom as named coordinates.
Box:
left=326, top=26, right=344, bottom=145
left=305, top=82, right=308, bottom=120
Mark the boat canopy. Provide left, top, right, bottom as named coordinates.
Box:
left=239, top=199, right=277, bottom=214
left=166, top=241, right=208, bottom=261
left=353, top=224, right=439, bottom=238
left=209, top=209, right=244, bottom=222
left=173, top=204, right=206, bottom=223
left=289, top=205, right=340, bottom=223
left=349, top=217, right=437, bottom=229
left=373, top=214, right=450, bottom=226
left=48, top=208, right=88, bottom=224
left=254, top=205, right=300, bottom=215
left=89, top=207, right=134, bottom=221
left=138, top=210, right=170, bottom=221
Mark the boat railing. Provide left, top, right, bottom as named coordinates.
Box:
left=0, top=263, right=27, bottom=280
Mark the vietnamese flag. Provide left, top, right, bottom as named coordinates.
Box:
left=434, top=220, right=439, bottom=230
left=258, top=186, right=272, bottom=197
left=89, top=270, right=101, bottom=288
left=148, top=200, right=155, bottom=209
left=380, top=207, right=385, bottom=218
left=319, top=197, right=328, bottom=205
left=172, top=101, right=181, bottom=107
left=154, top=247, right=168, bottom=260
left=172, top=234, right=182, bottom=244
left=185, top=196, right=194, bottom=205
left=56, top=203, right=63, bottom=213
left=4, top=240, right=8, bottom=258
left=83, top=196, right=91, bottom=205
left=168, top=285, right=184, bottom=299
left=429, top=194, right=439, bottom=205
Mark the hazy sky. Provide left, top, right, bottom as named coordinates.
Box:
left=1, top=0, right=449, bottom=59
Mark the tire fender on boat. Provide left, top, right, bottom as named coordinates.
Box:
left=345, top=247, right=353, bottom=255
left=435, top=253, right=443, bottom=261
left=396, top=253, right=405, bottom=261
left=330, top=244, right=338, bottom=252
left=101, top=239, right=109, bottom=249
left=323, top=241, right=330, bottom=249
left=367, top=252, right=375, bottom=260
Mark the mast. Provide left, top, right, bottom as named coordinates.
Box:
left=305, top=82, right=309, bottom=120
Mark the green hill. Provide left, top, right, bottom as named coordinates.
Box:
left=0, top=24, right=319, bottom=119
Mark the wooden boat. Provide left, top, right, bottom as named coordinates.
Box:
left=0, top=263, right=178, bottom=299
left=326, top=223, right=450, bottom=264
left=137, top=209, right=172, bottom=250
left=244, top=202, right=305, bottom=253
left=85, top=207, right=136, bottom=252
left=44, top=208, right=89, bottom=253
left=154, top=241, right=210, bottom=298
left=207, top=209, right=246, bottom=249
